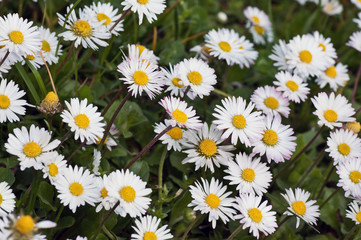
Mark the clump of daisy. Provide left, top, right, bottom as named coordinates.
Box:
left=0, top=182, right=15, bottom=216
left=38, top=26, right=62, bottom=65
left=154, top=119, right=186, bottom=151
left=346, top=201, right=361, bottom=224
left=121, top=0, right=166, bottom=25
left=274, top=71, right=310, bottom=103
left=38, top=91, right=62, bottom=115
left=336, top=158, right=361, bottom=198
left=131, top=215, right=173, bottom=240
left=243, top=6, right=273, bottom=45
left=315, top=63, right=349, bottom=91
left=42, top=152, right=67, bottom=184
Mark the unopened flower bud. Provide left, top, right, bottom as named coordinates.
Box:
left=345, top=122, right=361, bottom=134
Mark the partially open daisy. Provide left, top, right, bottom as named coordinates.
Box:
left=281, top=188, right=320, bottom=228
left=236, top=35, right=259, bottom=69
left=243, top=6, right=273, bottom=45
left=274, top=71, right=310, bottom=103
left=42, top=152, right=67, bottom=184
left=61, top=98, right=105, bottom=142
left=336, top=158, right=361, bottom=198
left=234, top=194, right=277, bottom=239
left=121, top=0, right=166, bottom=25
left=315, top=63, right=349, bottom=91
left=5, top=125, right=60, bottom=170
left=188, top=177, right=236, bottom=229
left=347, top=31, right=361, bottom=52
left=321, top=0, right=343, bottom=15
left=38, top=26, right=62, bottom=65
left=131, top=215, right=173, bottom=240
left=154, top=119, right=186, bottom=151
left=0, top=182, right=15, bottom=216
left=346, top=201, right=361, bottom=224
left=269, top=40, right=291, bottom=71
left=224, top=152, right=272, bottom=196
left=212, top=96, right=265, bottom=147
left=95, top=175, right=115, bottom=213
left=311, top=92, right=355, bottom=129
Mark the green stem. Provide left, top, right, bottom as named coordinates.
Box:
left=226, top=224, right=243, bottom=240
left=316, top=165, right=335, bottom=199
left=91, top=201, right=120, bottom=240
left=345, top=224, right=360, bottom=240
left=319, top=188, right=340, bottom=209
left=181, top=214, right=202, bottom=240
left=158, top=147, right=168, bottom=212
left=213, top=88, right=231, bottom=97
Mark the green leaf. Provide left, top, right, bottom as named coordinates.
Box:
left=78, top=85, right=93, bottom=102
left=0, top=168, right=15, bottom=185
left=15, top=63, right=40, bottom=104
left=129, top=160, right=149, bottom=181
left=37, top=181, right=56, bottom=211
left=25, top=59, right=47, bottom=98
left=56, top=216, right=75, bottom=229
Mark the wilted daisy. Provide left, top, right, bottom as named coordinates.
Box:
left=212, top=96, right=265, bottom=147
left=236, top=35, right=259, bottom=69
left=336, top=158, right=361, bottom=198
left=274, top=71, right=309, bottom=103
left=131, top=215, right=173, bottom=240
left=243, top=6, right=273, bottom=45
left=351, top=0, right=361, bottom=9
left=321, top=0, right=343, bottom=16
left=0, top=182, right=15, bottom=216
left=121, top=0, right=166, bottom=25
left=5, top=125, right=60, bottom=170
left=38, top=91, right=62, bottom=116
left=310, top=31, right=337, bottom=62
left=346, top=201, right=361, bottom=224
left=95, top=175, right=114, bottom=213
left=347, top=31, right=361, bottom=52
left=188, top=177, right=236, bottom=229
left=311, top=92, right=355, bottom=129
left=234, top=194, right=277, bottom=239
left=38, top=26, right=62, bottom=65
left=154, top=119, right=185, bottom=151
left=61, top=98, right=105, bottom=142
left=315, top=63, right=349, bottom=91
left=281, top=188, right=320, bottom=228
left=269, top=40, right=290, bottom=71
left=42, top=152, right=67, bottom=184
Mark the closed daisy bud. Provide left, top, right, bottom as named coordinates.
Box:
left=345, top=122, right=361, bottom=134
left=38, top=91, right=62, bottom=115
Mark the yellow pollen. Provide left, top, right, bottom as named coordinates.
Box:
left=16, top=215, right=35, bottom=234
left=69, top=182, right=83, bottom=196
left=242, top=168, right=255, bottom=182
left=319, top=43, right=326, bottom=51
left=172, top=109, right=188, bottom=123
left=41, top=40, right=51, bottom=52
left=232, top=114, right=246, bottom=129
left=120, top=186, right=136, bottom=202
left=205, top=193, right=220, bottom=209
left=262, top=129, right=278, bottom=146
left=136, top=44, right=146, bottom=55
left=137, top=0, right=149, bottom=4
left=172, top=77, right=184, bottom=88
left=75, top=114, right=90, bottom=129
left=187, top=71, right=202, bottom=85
left=143, top=231, right=157, bottom=240
left=357, top=212, right=361, bottom=223
left=26, top=55, right=35, bottom=60
left=0, top=194, right=2, bottom=205
left=248, top=208, right=263, bottom=223
left=72, top=20, right=92, bottom=37
left=167, top=127, right=183, bottom=140
left=9, top=30, right=24, bottom=44
left=346, top=122, right=361, bottom=134
left=23, top=142, right=42, bottom=158
left=264, top=97, right=279, bottom=109
left=286, top=80, right=299, bottom=91
left=48, top=163, right=58, bottom=177
left=199, top=139, right=217, bottom=157
left=338, top=143, right=350, bottom=156
left=292, top=201, right=306, bottom=215
left=254, top=25, right=265, bottom=35
left=350, top=171, right=361, bottom=183
left=239, top=46, right=244, bottom=49
left=325, top=66, right=337, bottom=78
left=97, top=13, right=111, bottom=25
left=299, top=50, right=312, bottom=63
left=101, top=187, right=108, bottom=198
left=218, top=41, right=231, bottom=52
left=0, top=94, right=10, bottom=109
left=324, top=109, right=337, bottom=122
left=252, top=16, right=260, bottom=24
left=44, top=91, right=59, bottom=106
left=133, top=70, right=149, bottom=85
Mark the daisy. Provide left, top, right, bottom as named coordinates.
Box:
left=181, top=122, right=235, bottom=173
left=104, top=169, right=152, bottom=218
left=336, top=158, right=361, bottom=198
left=281, top=188, right=320, bottom=228
left=243, top=6, right=273, bottom=45
left=54, top=165, right=98, bottom=213
left=354, top=12, right=361, bottom=29
left=252, top=115, right=297, bottom=163
left=42, top=152, right=67, bottom=184
left=131, top=215, right=173, bottom=240
left=190, top=44, right=211, bottom=61
left=121, top=0, right=166, bottom=25
left=95, top=175, right=114, bottom=213
left=159, top=96, right=202, bottom=130
left=351, top=0, right=361, bottom=9
left=274, top=71, right=310, bottom=103
left=315, top=63, right=349, bottom=91
left=212, top=96, right=265, bottom=147
left=347, top=31, right=361, bottom=52
left=0, top=182, right=15, bottom=216
left=346, top=201, right=361, bottom=224
left=224, top=152, right=272, bottom=196
left=251, top=85, right=290, bottom=118
left=38, top=26, right=62, bottom=65
left=311, top=92, right=355, bottom=129
left=345, top=122, right=361, bottom=134
left=88, top=123, right=118, bottom=151
left=234, top=194, right=277, bottom=239
left=0, top=78, right=27, bottom=123
left=92, top=149, right=101, bottom=176
left=269, top=40, right=290, bottom=71
left=22, top=52, right=44, bottom=69
left=321, top=0, right=343, bottom=15
left=188, top=177, right=236, bottom=229
left=236, top=35, right=259, bottom=69
left=154, top=119, right=186, bottom=151
left=309, top=31, right=337, bottom=63
left=61, top=98, right=106, bottom=142
left=130, top=44, right=159, bottom=64
left=38, top=91, right=62, bottom=115
left=5, top=125, right=60, bottom=170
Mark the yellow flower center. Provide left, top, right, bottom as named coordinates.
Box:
left=16, top=215, right=34, bottom=234
left=23, top=142, right=42, bottom=158
left=262, top=129, right=278, bottom=146
left=26, top=55, right=35, bottom=60
left=172, top=77, right=184, bottom=88
left=101, top=187, right=108, bottom=198
left=133, top=70, right=149, bottom=85
left=138, top=0, right=149, bottom=4
left=248, top=208, right=263, bottom=223
left=187, top=71, right=202, bottom=85
left=9, top=30, right=24, bottom=44
left=232, top=114, right=246, bottom=129
left=350, top=171, right=361, bottom=183
left=319, top=43, right=326, bottom=51
left=338, top=143, right=350, bottom=156
left=167, top=127, right=183, bottom=140
left=97, top=13, right=111, bottom=25
left=136, top=44, right=146, bottom=55
left=357, top=212, right=361, bottom=223
left=44, top=91, right=59, bottom=106
left=199, top=139, right=217, bottom=157
left=69, top=182, right=84, bottom=196
left=242, top=168, right=255, bottom=182
left=346, top=122, right=361, bottom=134
left=325, top=66, right=337, bottom=78
left=143, top=231, right=157, bottom=240
left=252, top=16, right=260, bottom=24
left=324, top=109, right=337, bottom=122
left=286, top=80, right=299, bottom=91
left=218, top=41, right=231, bottom=52
left=0, top=194, right=2, bottom=205
left=72, top=20, right=92, bottom=37
left=172, top=109, right=188, bottom=123
left=253, top=25, right=265, bottom=35
left=264, top=97, right=279, bottom=109
left=48, top=163, right=58, bottom=177
left=299, top=50, right=312, bottom=63
left=0, top=94, right=10, bottom=109
left=120, top=186, right=136, bottom=202
left=75, top=114, right=90, bottom=129
left=41, top=40, right=51, bottom=52
left=292, top=201, right=306, bottom=215
left=205, top=193, right=220, bottom=209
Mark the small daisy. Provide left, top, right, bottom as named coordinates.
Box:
left=224, top=152, right=272, bottom=196
left=269, top=40, right=290, bottom=71
left=281, top=188, right=320, bottom=228
left=309, top=31, right=337, bottom=63
left=336, top=158, right=361, bottom=198
left=22, top=52, right=44, bottom=69
left=88, top=124, right=118, bottom=151
left=351, top=0, right=361, bottom=9
left=54, top=165, right=98, bottom=213
left=346, top=201, right=361, bottom=224
left=347, top=31, right=361, bottom=52
left=236, top=35, right=259, bottom=69
left=159, top=96, right=202, bottom=130
left=188, top=177, right=236, bottom=229
left=251, top=85, right=290, bottom=118
left=315, top=63, right=349, bottom=91
left=154, top=119, right=186, bottom=151
left=42, top=152, right=67, bottom=184
left=274, top=71, right=310, bottom=103
left=95, top=175, right=115, bottom=213
left=104, top=169, right=152, bottom=218
left=212, top=96, right=265, bottom=147
left=38, top=26, right=62, bottom=65
left=131, top=215, right=173, bottom=240
left=243, top=6, right=273, bottom=45
left=321, top=0, right=343, bottom=16
left=121, top=0, right=166, bottom=25
left=0, top=182, right=15, bottom=216
left=234, top=194, right=277, bottom=239
left=311, top=92, right=355, bottom=129
left=190, top=44, right=211, bottom=61
left=252, top=115, right=297, bottom=163
left=61, top=98, right=106, bottom=142
left=5, top=125, right=60, bottom=170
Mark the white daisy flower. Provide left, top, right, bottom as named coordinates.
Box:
left=122, top=0, right=166, bottom=24
left=236, top=35, right=259, bottom=69
left=131, top=215, right=173, bottom=240
left=252, top=115, right=297, bottom=164
left=309, top=31, right=337, bottom=62
left=154, top=119, right=186, bottom=151
left=95, top=175, right=115, bottom=213
left=104, top=169, right=152, bottom=218
left=321, top=0, right=343, bottom=15
left=38, top=26, right=62, bottom=65
left=212, top=96, right=265, bottom=147
left=347, top=31, right=361, bottom=52
left=311, top=92, right=355, bottom=129
left=281, top=188, right=320, bottom=228
left=336, top=158, right=361, bottom=198
left=188, top=177, right=236, bottom=229
left=243, top=6, right=273, bottom=45
left=351, top=0, right=361, bottom=9
left=130, top=44, right=159, bottom=64
left=61, top=98, right=106, bottom=142
left=87, top=123, right=118, bottom=151
left=5, top=125, right=60, bottom=170
left=346, top=201, right=361, bottom=224
left=315, top=63, right=349, bottom=91
left=0, top=182, right=15, bottom=216
left=42, top=152, right=67, bottom=184
left=54, top=165, right=98, bottom=213
left=92, top=149, right=101, bottom=176
left=190, top=44, right=211, bottom=61
left=234, top=194, right=277, bottom=239
left=224, top=152, right=272, bottom=196
left=22, top=52, right=44, bottom=69
left=274, top=71, right=310, bottom=103
left=251, top=85, right=290, bottom=118
left=269, top=39, right=290, bottom=71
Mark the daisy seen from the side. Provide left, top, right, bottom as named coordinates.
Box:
left=0, top=182, right=15, bottom=216
left=347, top=31, right=361, bottom=52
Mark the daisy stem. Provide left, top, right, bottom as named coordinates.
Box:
left=181, top=32, right=206, bottom=44
left=91, top=200, right=120, bottom=240
left=67, top=141, right=86, bottom=162
left=213, top=88, right=232, bottom=97
left=152, top=26, right=158, bottom=51
left=39, top=51, right=58, bottom=96
left=319, top=188, right=340, bottom=209
left=181, top=86, right=191, bottom=101
left=226, top=224, right=243, bottom=240
left=356, top=105, right=361, bottom=116
left=0, top=50, right=9, bottom=68
left=181, top=214, right=202, bottom=240
left=109, top=9, right=130, bottom=32
left=158, top=147, right=168, bottom=212
left=101, top=85, right=127, bottom=116
left=316, top=165, right=335, bottom=199
left=56, top=130, right=72, bottom=151
left=344, top=224, right=361, bottom=240
left=124, top=125, right=173, bottom=170
left=351, top=63, right=361, bottom=105
left=262, top=216, right=291, bottom=240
